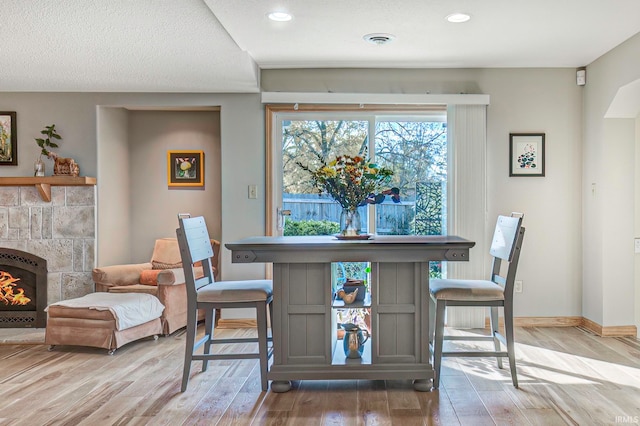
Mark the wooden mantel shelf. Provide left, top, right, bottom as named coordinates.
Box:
left=0, top=176, right=97, bottom=202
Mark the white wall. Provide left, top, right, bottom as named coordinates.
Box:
left=582, top=32, right=640, bottom=328
left=636, top=114, right=640, bottom=335
left=601, top=119, right=635, bottom=326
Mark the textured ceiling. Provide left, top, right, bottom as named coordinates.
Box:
left=1, top=0, right=258, bottom=92
left=2, top=0, right=640, bottom=92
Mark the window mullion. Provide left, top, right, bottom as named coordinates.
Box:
left=368, top=116, right=377, bottom=235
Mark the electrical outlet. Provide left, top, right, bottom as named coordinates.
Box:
left=635, top=238, right=640, bottom=254
left=514, top=280, right=523, bottom=293
left=248, top=184, right=258, bottom=199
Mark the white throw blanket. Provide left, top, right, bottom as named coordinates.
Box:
left=46, top=293, right=165, bottom=331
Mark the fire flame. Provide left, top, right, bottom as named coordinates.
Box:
left=0, top=271, right=32, bottom=306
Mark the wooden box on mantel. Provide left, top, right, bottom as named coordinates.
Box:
left=53, top=157, right=80, bottom=177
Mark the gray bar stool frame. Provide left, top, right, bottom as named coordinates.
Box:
left=176, top=214, right=273, bottom=392
left=429, top=213, right=525, bottom=389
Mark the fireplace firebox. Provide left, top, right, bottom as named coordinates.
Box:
left=0, top=249, right=47, bottom=328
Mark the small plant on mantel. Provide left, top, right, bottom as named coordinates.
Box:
left=34, top=124, right=60, bottom=176
left=36, top=124, right=61, bottom=159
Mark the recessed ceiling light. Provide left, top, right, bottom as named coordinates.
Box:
left=268, top=11, right=293, bottom=22
left=363, top=33, right=396, bottom=45
left=446, top=13, right=471, bottom=23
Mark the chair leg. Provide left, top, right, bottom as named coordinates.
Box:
left=181, top=308, right=198, bottom=392
left=432, top=299, right=446, bottom=389
left=256, top=301, right=270, bottom=391
left=428, top=295, right=436, bottom=350
left=503, top=302, right=518, bottom=388
left=489, top=306, right=503, bottom=369
left=268, top=299, right=274, bottom=337
left=202, top=308, right=215, bottom=372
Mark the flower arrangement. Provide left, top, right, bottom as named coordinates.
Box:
left=298, top=153, right=399, bottom=211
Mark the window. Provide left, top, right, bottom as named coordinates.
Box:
left=266, top=102, right=489, bottom=327
left=270, top=107, right=448, bottom=238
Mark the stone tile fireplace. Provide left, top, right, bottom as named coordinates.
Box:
left=0, top=184, right=96, bottom=321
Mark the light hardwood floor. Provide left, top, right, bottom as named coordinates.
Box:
left=1, top=326, right=638, bottom=425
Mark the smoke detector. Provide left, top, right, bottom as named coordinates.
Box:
left=363, top=33, right=396, bottom=45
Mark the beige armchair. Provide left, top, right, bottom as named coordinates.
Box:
left=92, top=238, right=220, bottom=335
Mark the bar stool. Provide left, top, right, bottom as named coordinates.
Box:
left=176, top=214, right=273, bottom=391
left=429, top=213, right=525, bottom=388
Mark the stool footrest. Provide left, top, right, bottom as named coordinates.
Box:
left=444, top=335, right=494, bottom=341
left=442, top=351, right=508, bottom=358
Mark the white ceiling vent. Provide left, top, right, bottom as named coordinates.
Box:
left=363, top=33, right=396, bottom=45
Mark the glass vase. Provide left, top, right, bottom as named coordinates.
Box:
left=339, top=208, right=361, bottom=236
left=34, top=157, right=45, bottom=177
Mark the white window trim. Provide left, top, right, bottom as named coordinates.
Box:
left=262, top=92, right=490, bottom=106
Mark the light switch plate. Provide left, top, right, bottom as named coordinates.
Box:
left=635, top=238, right=640, bottom=254
left=248, top=184, right=258, bottom=199
left=514, top=280, right=523, bottom=293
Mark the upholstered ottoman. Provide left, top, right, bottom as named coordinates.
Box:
left=45, top=292, right=165, bottom=354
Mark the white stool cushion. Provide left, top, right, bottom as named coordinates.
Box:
left=197, top=279, right=273, bottom=303
left=430, top=279, right=504, bottom=301
left=47, top=292, right=165, bottom=330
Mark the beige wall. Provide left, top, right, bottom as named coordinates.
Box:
left=263, top=67, right=584, bottom=318
left=127, top=110, right=222, bottom=264
left=482, top=69, right=583, bottom=318
left=96, top=107, right=130, bottom=265
left=2, top=46, right=639, bottom=327
left=0, top=93, right=265, bottom=282
left=97, top=108, right=222, bottom=267
left=0, top=93, right=98, bottom=178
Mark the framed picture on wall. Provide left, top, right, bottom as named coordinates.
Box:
left=0, top=112, right=17, bottom=166
left=167, top=150, right=204, bottom=187
left=509, top=133, right=545, bottom=177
